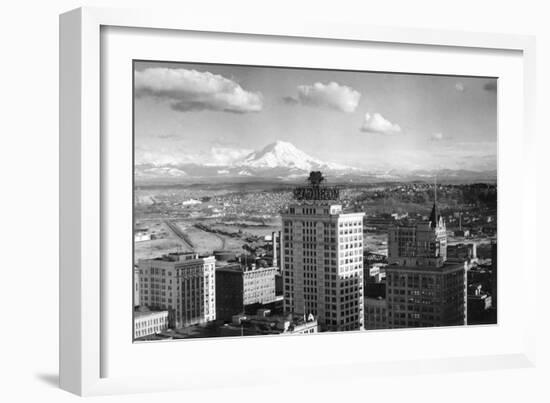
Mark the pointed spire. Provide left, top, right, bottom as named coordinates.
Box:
left=429, top=175, right=439, bottom=228
left=434, top=174, right=437, bottom=206
left=429, top=203, right=439, bottom=228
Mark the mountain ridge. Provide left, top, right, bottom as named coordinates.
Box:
left=135, top=140, right=496, bottom=183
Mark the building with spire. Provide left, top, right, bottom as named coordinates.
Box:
left=281, top=172, right=365, bottom=332
left=387, top=180, right=447, bottom=266
left=384, top=178, right=467, bottom=328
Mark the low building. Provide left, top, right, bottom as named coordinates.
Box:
left=363, top=280, right=388, bottom=330
left=138, top=252, right=216, bottom=328
left=364, top=297, right=388, bottom=330
left=453, top=229, right=470, bottom=237
left=447, top=243, right=477, bottom=262
left=467, top=284, right=493, bottom=324
left=134, top=228, right=151, bottom=242
left=365, top=263, right=387, bottom=283
left=220, top=309, right=319, bottom=337
left=134, top=310, right=169, bottom=339
left=244, top=295, right=284, bottom=316
left=216, top=263, right=278, bottom=322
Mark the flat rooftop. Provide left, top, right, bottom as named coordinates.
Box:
left=146, top=252, right=214, bottom=263
left=134, top=309, right=168, bottom=318
left=216, top=264, right=277, bottom=273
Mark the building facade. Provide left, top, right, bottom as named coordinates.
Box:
left=447, top=243, right=477, bottom=263
left=364, top=297, right=388, bottom=330
left=215, top=264, right=244, bottom=322
left=467, top=284, right=492, bottom=323
left=387, top=204, right=447, bottom=266
left=363, top=279, right=387, bottom=330
left=243, top=264, right=277, bottom=305
left=134, top=310, right=169, bottom=339
left=386, top=262, right=466, bottom=328
left=281, top=172, right=365, bottom=332
left=216, top=263, right=278, bottom=322
left=138, top=252, right=216, bottom=328
left=385, top=198, right=467, bottom=328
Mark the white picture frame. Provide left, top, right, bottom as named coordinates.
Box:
left=59, top=6, right=537, bottom=396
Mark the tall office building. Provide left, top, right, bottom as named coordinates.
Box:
left=385, top=185, right=466, bottom=328
left=138, top=252, right=216, bottom=328
left=385, top=261, right=467, bottom=328
left=281, top=172, right=365, bottom=332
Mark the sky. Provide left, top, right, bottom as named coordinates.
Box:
left=134, top=61, right=497, bottom=172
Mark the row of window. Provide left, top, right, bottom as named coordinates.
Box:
left=135, top=317, right=167, bottom=328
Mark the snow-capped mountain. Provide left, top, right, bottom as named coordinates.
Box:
left=237, top=140, right=348, bottom=172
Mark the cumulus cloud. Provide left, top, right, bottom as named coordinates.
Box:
left=360, top=112, right=402, bottom=135
left=284, top=82, right=361, bottom=113
left=135, top=68, right=263, bottom=113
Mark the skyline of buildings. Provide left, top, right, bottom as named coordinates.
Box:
left=133, top=171, right=496, bottom=341
left=368, top=192, right=468, bottom=329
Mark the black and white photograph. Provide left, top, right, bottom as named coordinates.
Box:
left=132, top=60, right=498, bottom=341
left=3, top=0, right=548, bottom=400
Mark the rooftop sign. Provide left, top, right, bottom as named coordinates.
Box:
left=293, top=171, right=340, bottom=201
